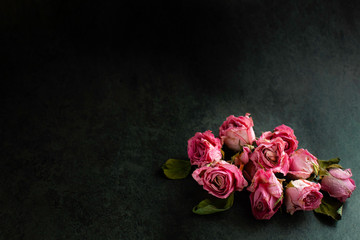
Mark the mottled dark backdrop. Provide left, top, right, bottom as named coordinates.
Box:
left=2, top=0, right=360, bottom=239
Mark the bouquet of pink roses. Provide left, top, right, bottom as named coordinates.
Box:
left=162, top=113, right=356, bottom=220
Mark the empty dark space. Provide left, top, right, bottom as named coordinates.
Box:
left=1, top=0, right=360, bottom=239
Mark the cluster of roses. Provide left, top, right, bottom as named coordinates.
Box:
left=188, top=113, right=356, bottom=220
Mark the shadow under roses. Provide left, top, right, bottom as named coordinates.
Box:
left=314, top=212, right=338, bottom=227
left=229, top=195, right=312, bottom=237
left=159, top=160, right=327, bottom=239
left=195, top=190, right=310, bottom=231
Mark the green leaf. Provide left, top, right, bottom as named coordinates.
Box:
left=317, top=158, right=341, bottom=169
left=221, top=149, right=225, bottom=159
left=286, top=181, right=295, bottom=188
left=162, top=159, right=191, bottom=179
left=317, top=158, right=342, bottom=178
left=327, top=164, right=342, bottom=169
left=274, top=195, right=283, bottom=206
left=313, top=162, right=319, bottom=176
left=318, top=168, right=329, bottom=178
left=258, top=161, right=265, bottom=170
left=193, top=193, right=234, bottom=215
left=314, top=194, right=343, bottom=220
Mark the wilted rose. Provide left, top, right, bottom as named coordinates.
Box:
left=321, top=168, right=356, bottom=202
left=285, top=179, right=323, bottom=215
left=219, top=113, right=256, bottom=151
left=257, top=124, right=298, bottom=155
left=250, top=137, right=289, bottom=175
left=247, top=169, right=283, bottom=220
left=288, top=149, right=319, bottom=179
left=192, top=161, right=248, bottom=199
left=187, top=130, right=222, bottom=166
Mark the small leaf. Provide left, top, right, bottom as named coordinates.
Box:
left=327, top=164, right=342, bottom=169
left=317, top=158, right=341, bottom=169
left=317, top=158, right=342, bottom=178
left=274, top=195, right=283, bottom=206
left=193, top=193, right=234, bottom=215
left=221, top=149, right=225, bottom=159
left=162, top=159, right=191, bottom=179
left=313, top=162, right=319, bottom=176
left=244, top=144, right=255, bottom=151
left=337, top=206, right=343, bottom=216
left=258, top=161, right=265, bottom=170
left=314, top=194, right=343, bottom=220
left=318, top=168, right=330, bottom=178
left=286, top=181, right=295, bottom=188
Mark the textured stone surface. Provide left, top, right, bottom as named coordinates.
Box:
left=2, top=0, right=360, bottom=239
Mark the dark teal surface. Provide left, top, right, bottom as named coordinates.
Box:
left=2, top=0, right=360, bottom=239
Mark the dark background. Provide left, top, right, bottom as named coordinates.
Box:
left=2, top=0, right=360, bottom=239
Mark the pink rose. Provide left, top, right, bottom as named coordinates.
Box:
left=247, top=169, right=283, bottom=220
left=234, top=146, right=251, bottom=166
left=187, top=130, right=222, bottom=166
left=192, top=160, right=248, bottom=199
left=285, top=179, right=323, bottom=215
left=219, top=113, right=256, bottom=151
left=257, top=124, right=298, bottom=155
left=321, top=168, right=356, bottom=202
left=288, top=149, right=319, bottom=179
left=250, top=137, right=289, bottom=175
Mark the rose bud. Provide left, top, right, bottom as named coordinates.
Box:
left=247, top=169, right=283, bottom=220
left=288, top=149, right=319, bottom=179
left=257, top=124, right=298, bottom=155
left=187, top=130, right=222, bottom=167
left=285, top=179, right=323, bottom=215
left=192, top=160, right=248, bottom=199
left=321, top=168, right=356, bottom=202
left=219, top=113, right=256, bottom=151
left=250, top=137, right=289, bottom=175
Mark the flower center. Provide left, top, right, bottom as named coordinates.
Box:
left=256, top=201, right=264, bottom=211
left=213, top=175, right=225, bottom=188
left=304, top=193, right=317, bottom=206
left=265, top=150, right=278, bottom=165
left=284, top=141, right=289, bottom=150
